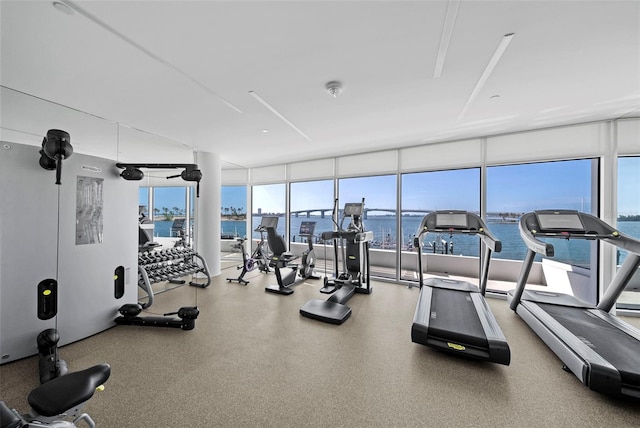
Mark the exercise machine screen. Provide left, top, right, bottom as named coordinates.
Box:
left=299, top=221, right=316, bottom=236
left=435, top=212, right=468, bottom=229
left=343, top=203, right=363, bottom=217
left=536, top=212, right=585, bottom=231
left=260, top=216, right=279, bottom=229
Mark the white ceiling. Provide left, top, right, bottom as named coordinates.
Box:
left=1, top=0, right=639, bottom=169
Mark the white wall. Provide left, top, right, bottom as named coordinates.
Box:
left=0, top=143, right=138, bottom=364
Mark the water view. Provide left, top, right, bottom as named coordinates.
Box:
left=221, top=215, right=640, bottom=267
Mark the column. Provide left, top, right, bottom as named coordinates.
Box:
left=194, top=151, right=221, bottom=276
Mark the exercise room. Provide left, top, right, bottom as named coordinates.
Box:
left=1, top=1, right=640, bottom=427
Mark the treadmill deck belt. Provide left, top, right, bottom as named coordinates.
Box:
left=429, top=288, right=486, bottom=348
left=538, top=302, right=640, bottom=386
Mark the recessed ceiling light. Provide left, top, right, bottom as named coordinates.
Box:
left=249, top=90, right=311, bottom=141
left=490, top=95, right=500, bottom=99
left=52, top=1, right=75, bottom=15
left=261, top=129, right=269, bottom=133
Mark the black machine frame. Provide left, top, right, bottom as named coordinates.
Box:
left=299, top=199, right=374, bottom=324
left=508, top=209, right=640, bottom=397
left=264, top=216, right=302, bottom=295
left=411, top=210, right=511, bottom=365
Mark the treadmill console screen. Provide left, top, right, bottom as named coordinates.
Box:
left=343, top=203, right=363, bottom=217
left=435, top=212, right=468, bottom=229
left=259, top=216, right=279, bottom=229
left=299, top=221, right=316, bottom=236
left=536, top=212, right=584, bottom=231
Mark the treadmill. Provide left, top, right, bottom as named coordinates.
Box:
left=508, top=210, right=640, bottom=397
left=412, top=211, right=511, bottom=365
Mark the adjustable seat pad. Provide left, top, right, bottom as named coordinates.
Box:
left=28, top=363, right=111, bottom=417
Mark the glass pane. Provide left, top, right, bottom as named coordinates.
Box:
left=338, top=175, right=397, bottom=279
left=221, top=186, right=247, bottom=239
left=401, top=168, right=480, bottom=282
left=252, top=183, right=286, bottom=239
left=153, top=187, right=187, bottom=238
left=289, top=180, right=334, bottom=243
left=190, top=186, right=195, bottom=219
left=486, top=159, right=595, bottom=296
left=617, top=156, right=640, bottom=310
left=138, top=187, right=149, bottom=221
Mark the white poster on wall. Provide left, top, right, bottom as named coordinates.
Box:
left=76, top=176, right=104, bottom=245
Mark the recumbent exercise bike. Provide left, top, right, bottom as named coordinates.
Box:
left=264, top=220, right=320, bottom=295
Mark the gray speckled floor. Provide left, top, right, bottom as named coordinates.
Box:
left=2, top=268, right=640, bottom=427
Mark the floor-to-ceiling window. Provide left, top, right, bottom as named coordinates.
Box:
left=252, top=183, right=286, bottom=240
left=221, top=185, right=247, bottom=239
left=139, top=187, right=150, bottom=220
left=486, top=159, right=595, bottom=298
left=338, top=175, right=397, bottom=279
left=152, top=187, right=187, bottom=238
left=289, top=180, right=334, bottom=244
left=617, top=156, right=640, bottom=310
left=138, top=186, right=196, bottom=243
left=400, top=168, right=480, bottom=281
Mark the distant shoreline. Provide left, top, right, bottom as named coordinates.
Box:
left=221, top=215, right=246, bottom=221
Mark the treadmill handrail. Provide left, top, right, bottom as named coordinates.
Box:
left=414, top=211, right=501, bottom=294
left=512, top=210, right=640, bottom=312
left=519, top=210, right=640, bottom=256
left=414, top=211, right=501, bottom=253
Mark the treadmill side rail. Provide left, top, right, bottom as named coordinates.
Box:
left=520, top=301, right=621, bottom=396
left=411, top=286, right=434, bottom=345
left=470, top=293, right=510, bottom=365
left=589, top=309, right=640, bottom=342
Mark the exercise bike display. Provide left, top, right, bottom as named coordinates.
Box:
left=300, top=199, right=373, bottom=324
left=226, top=216, right=276, bottom=284
left=0, top=363, right=110, bottom=428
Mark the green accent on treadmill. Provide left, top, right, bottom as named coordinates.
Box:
left=447, top=343, right=465, bottom=351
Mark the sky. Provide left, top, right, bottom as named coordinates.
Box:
left=247, top=159, right=598, bottom=215
left=143, top=157, right=639, bottom=216
left=618, top=157, right=640, bottom=215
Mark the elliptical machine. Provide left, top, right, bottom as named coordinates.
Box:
left=253, top=217, right=276, bottom=273
left=299, top=199, right=374, bottom=324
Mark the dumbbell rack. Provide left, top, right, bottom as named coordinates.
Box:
left=138, top=247, right=210, bottom=309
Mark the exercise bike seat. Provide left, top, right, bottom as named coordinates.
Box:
left=28, top=363, right=111, bottom=417
left=266, top=228, right=299, bottom=266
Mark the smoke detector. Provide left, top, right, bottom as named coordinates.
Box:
left=326, top=81, right=343, bottom=97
